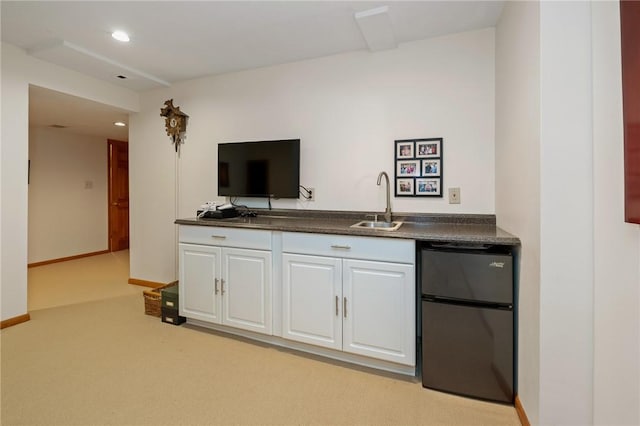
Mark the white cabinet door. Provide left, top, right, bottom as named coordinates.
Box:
left=179, top=243, right=222, bottom=324
left=342, top=259, right=415, bottom=366
left=222, top=248, right=272, bottom=335
left=282, top=253, right=342, bottom=350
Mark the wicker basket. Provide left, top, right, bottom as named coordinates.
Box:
left=143, top=282, right=177, bottom=317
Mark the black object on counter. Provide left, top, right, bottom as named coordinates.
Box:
left=196, top=208, right=239, bottom=219
left=420, top=242, right=514, bottom=403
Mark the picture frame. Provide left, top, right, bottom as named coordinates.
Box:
left=396, top=160, right=420, bottom=177
left=396, top=178, right=414, bottom=195
left=416, top=178, right=441, bottom=196
left=396, top=141, right=414, bottom=159
left=394, top=138, right=443, bottom=197
left=421, top=159, right=440, bottom=177
left=416, top=139, right=441, bottom=158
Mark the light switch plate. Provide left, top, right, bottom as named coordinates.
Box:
left=449, top=187, right=461, bottom=204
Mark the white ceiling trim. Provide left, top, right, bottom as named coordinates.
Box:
left=28, top=40, right=170, bottom=91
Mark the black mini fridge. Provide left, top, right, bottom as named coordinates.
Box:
left=421, top=243, right=514, bottom=403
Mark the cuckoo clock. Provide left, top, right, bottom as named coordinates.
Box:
left=160, top=99, right=189, bottom=152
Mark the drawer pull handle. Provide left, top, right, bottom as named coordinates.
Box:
left=211, top=235, right=227, bottom=239
left=343, top=297, right=347, bottom=318
left=335, top=296, right=339, bottom=316
left=214, top=278, right=219, bottom=295
left=331, top=245, right=351, bottom=250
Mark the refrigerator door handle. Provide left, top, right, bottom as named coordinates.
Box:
left=423, top=295, right=512, bottom=310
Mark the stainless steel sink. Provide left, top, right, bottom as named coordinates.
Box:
left=350, top=220, right=403, bottom=231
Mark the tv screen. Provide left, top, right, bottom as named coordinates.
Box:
left=218, top=139, right=300, bottom=198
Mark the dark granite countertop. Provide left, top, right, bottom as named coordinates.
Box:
left=175, top=208, right=520, bottom=246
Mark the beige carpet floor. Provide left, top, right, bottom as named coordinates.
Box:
left=2, top=252, right=521, bottom=426
left=27, top=250, right=139, bottom=311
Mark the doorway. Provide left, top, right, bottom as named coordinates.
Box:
left=27, top=87, right=135, bottom=312
left=108, top=139, right=129, bottom=251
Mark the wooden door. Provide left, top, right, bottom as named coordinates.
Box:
left=108, top=139, right=129, bottom=251
left=621, top=0, right=640, bottom=223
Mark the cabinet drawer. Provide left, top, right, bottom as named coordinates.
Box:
left=282, top=232, right=414, bottom=264
left=161, top=288, right=179, bottom=310
left=179, top=225, right=271, bottom=250
left=161, top=307, right=186, bottom=325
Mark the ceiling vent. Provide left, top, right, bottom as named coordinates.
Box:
left=354, top=6, right=397, bottom=52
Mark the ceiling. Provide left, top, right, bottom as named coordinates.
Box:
left=2, top=1, right=504, bottom=141
left=28, top=85, right=131, bottom=141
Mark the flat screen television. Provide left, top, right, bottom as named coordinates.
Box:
left=218, top=139, right=300, bottom=198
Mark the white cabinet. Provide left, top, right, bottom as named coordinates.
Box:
left=343, top=259, right=414, bottom=364
left=179, top=226, right=272, bottom=335
left=222, top=247, right=272, bottom=334
left=178, top=225, right=416, bottom=372
left=282, top=232, right=415, bottom=366
left=179, top=243, right=221, bottom=323
left=282, top=254, right=342, bottom=350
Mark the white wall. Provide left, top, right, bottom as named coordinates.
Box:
left=1, top=44, right=29, bottom=321
left=591, top=2, right=640, bottom=424
left=497, top=2, right=640, bottom=425
left=128, top=104, right=178, bottom=284
left=130, top=28, right=496, bottom=283
left=539, top=2, right=595, bottom=424
left=495, top=1, right=540, bottom=424
left=0, top=42, right=138, bottom=321
left=28, top=127, right=109, bottom=263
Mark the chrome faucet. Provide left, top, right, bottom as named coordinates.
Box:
left=377, top=171, right=392, bottom=223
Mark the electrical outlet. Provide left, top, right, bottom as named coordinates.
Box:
left=307, top=187, right=315, bottom=201
left=449, top=187, right=461, bottom=204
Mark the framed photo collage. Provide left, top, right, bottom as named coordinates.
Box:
left=394, top=138, right=443, bottom=197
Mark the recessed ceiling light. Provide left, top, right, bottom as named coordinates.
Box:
left=111, top=30, right=130, bottom=42
left=114, top=122, right=126, bottom=127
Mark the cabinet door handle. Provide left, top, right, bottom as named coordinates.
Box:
left=214, top=278, right=219, bottom=295
left=331, top=245, right=351, bottom=250
left=335, top=296, right=339, bottom=316
left=211, top=235, right=227, bottom=240
left=343, top=297, right=347, bottom=318
left=221, top=278, right=225, bottom=295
